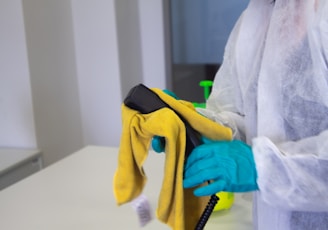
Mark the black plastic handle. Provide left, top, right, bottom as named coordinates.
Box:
left=124, top=84, right=202, bottom=157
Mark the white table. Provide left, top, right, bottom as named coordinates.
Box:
left=0, top=146, right=253, bottom=229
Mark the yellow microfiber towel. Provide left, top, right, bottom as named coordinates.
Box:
left=113, top=88, right=232, bottom=229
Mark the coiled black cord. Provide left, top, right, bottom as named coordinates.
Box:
left=195, top=194, right=219, bottom=230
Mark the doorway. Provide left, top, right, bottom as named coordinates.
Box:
left=168, top=0, right=249, bottom=103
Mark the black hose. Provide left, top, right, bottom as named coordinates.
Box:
left=195, top=194, right=219, bottom=230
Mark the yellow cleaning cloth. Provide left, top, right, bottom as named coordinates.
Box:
left=113, top=88, right=232, bottom=229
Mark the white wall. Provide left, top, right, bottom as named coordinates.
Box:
left=71, top=0, right=168, bottom=146
left=0, top=0, right=37, bottom=149
left=71, top=0, right=123, bottom=146
left=138, top=0, right=169, bottom=89
left=115, top=0, right=144, bottom=97
left=115, top=0, right=168, bottom=96
left=1, top=0, right=168, bottom=166
left=22, top=0, right=84, bottom=166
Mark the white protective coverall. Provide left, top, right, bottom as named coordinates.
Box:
left=199, top=0, right=328, bottom=229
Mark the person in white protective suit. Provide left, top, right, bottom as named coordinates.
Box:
left=182, top=0, right=328, bottom=229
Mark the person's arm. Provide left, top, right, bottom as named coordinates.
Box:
left=253, top=131, right=328, bottom=212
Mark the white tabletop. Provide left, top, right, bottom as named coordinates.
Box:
left=0, top=146, right=253, bottom=230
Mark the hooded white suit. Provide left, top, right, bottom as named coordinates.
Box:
left=199, top=0, right=328, bottom=229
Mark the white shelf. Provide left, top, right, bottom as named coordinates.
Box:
left=0, top=148, right=42, bottom=190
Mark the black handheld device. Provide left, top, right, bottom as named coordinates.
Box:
left=124, top=84, right=219, bottom=230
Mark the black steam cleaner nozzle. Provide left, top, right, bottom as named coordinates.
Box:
left=124, top=84, right=219, bottom=230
